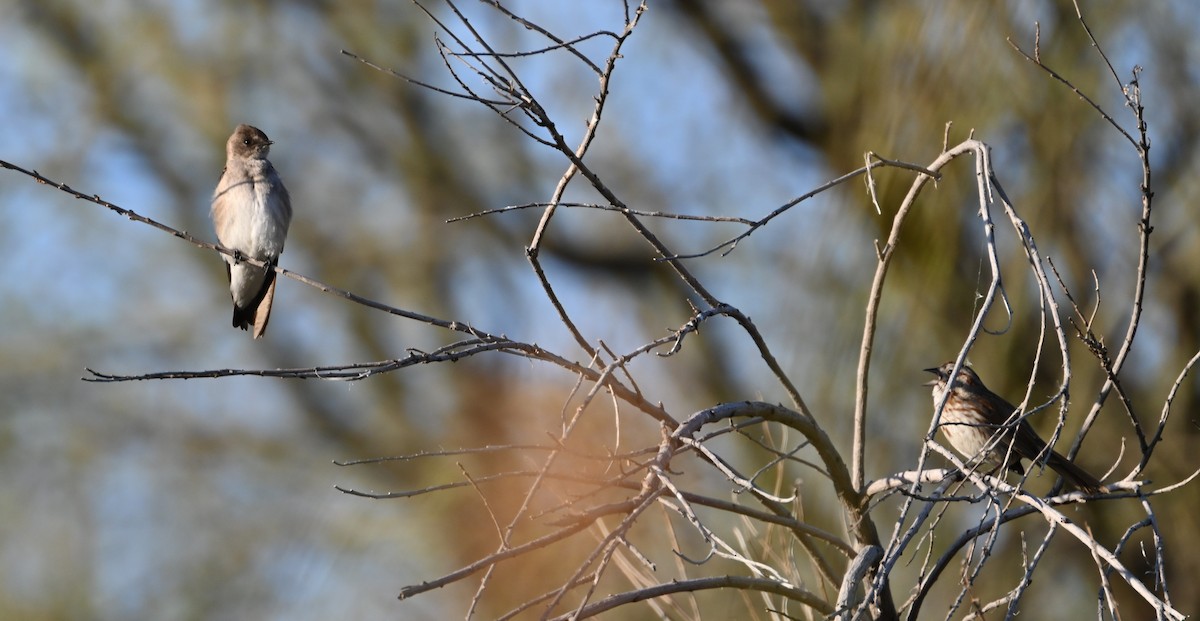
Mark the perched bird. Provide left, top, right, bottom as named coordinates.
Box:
left=924, top=362, right=1102, bottom=493
left=211, top=124, right=292, bottom=339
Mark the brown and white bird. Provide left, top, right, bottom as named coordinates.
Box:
left=211, top=124, right=292, bottom=339
left=924, top=362, right=1102, bottom=493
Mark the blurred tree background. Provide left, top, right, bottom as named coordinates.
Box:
left=1, top=0, right=1197, bottom=618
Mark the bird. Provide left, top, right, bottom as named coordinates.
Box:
left=211, top=124, right=292, bottom=339
left=924, top=361, right=1103, bottom=493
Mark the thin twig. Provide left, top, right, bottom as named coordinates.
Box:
left=448, top=201, right=755, bottom=224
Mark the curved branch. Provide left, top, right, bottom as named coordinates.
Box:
left=550, top=574, right=834, bottom=620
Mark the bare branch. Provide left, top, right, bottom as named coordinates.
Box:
left=548, top=575, right=835, bottom=620
left=447, top=201, right=756, bottom=225
left=668, top=157, right=941, bottom=261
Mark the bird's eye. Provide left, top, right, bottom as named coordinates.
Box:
left=242, top=139, right=251, bottom=146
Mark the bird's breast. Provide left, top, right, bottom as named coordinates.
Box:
left=213, top=168, right=289, bottom=260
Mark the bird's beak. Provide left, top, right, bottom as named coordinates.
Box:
left=923, top=367, right=940, bottom=386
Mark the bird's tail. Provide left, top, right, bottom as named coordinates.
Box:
left=230, top=268, right=277, bottom=339
left=251, top=275, right=276, bottom=339
left=1046, top=450, right=1103, bottom=494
